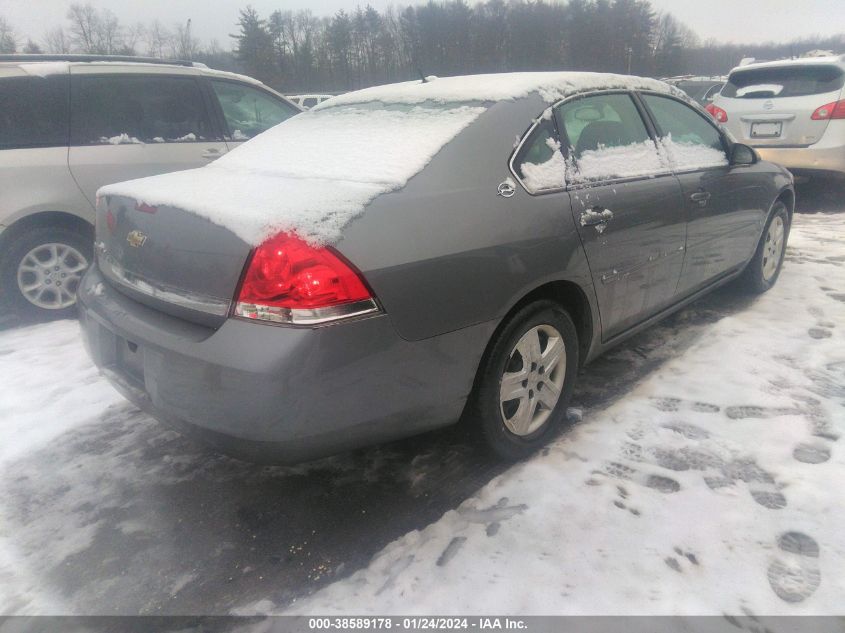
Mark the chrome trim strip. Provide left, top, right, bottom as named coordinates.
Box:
left=98, top=255, right=231, bottom=317
left=234, top=298, right=380, bottom=326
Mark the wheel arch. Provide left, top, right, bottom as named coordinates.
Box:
left=774, top=186, right=795, bottom=224
left=469, top=279, right=596, bottom=398
left=0, top=211, right=94, bottom=254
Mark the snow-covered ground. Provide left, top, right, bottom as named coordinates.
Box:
left=0, top=212, right=842, bottom=616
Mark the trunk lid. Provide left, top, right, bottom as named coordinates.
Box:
left=719, top=63, right=844, bottom=147
left=95, top=194, right=252, bottom=327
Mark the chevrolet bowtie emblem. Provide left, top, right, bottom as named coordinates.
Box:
left=126, top=230, right=148, bottom=248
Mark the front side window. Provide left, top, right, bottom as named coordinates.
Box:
left=71, top=75, right=215, bottom=145
left=211, top=81, right=299, bottom=140
left=641, top=94, right=728, bottom=171
left=557, top=93, right=664, bottom=183
left=0, top=76, right=68, bottom=150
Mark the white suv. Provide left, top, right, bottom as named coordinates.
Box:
left=0, top=55, right=300, bottom=318
left=708, top=55, right=845, bottom=180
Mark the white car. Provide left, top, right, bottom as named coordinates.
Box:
left=708, top=55, right=845, bottom=180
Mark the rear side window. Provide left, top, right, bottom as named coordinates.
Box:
left=557, top=93, right=664, bottom=182
left=210, top=80, right=299, bottom=140
left=514, top=115, right=566, bottom=192
left=641, top=95, right=728, bottom=171
left=723, top=65, right=845, bottom=99
left=0, top=76, right=68, bottom=150
left=71, top=75, right=216, bottom=145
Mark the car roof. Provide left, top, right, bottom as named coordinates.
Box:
left=313, top=71, right=687, bottom=110
left=729, top=55, right=845, bottom=75
left=0, top=54, right=267, bottom=88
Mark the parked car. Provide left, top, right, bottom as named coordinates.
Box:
left=707, top=55, right=845, bottom=181
left=78, top=72, right=794, bottom=464
left=288, top=94, right=333, bottom=109
left=0, top=54, right=301, bottom=318
left=663, top=75, right=726, bottom=105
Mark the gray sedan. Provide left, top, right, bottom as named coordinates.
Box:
left=78, top=72, right=794, bottom=463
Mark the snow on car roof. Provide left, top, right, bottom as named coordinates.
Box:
left=315, top=71, right=685, bottom=109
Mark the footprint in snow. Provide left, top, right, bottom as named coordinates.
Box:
left=793, top=442, right=831, bottom=464
left=602, top=461, right=680, bottom=494
left=724, top=405, right=801, bottom=420
left=436, top=537, right=467, bottom=567
left=767, top=532, right=821, bottom=603
left=649, top=397, right=720, bottom=413
left=808, top=327, right=833, bottom=340
left=661, top=421, right=710, bottom=440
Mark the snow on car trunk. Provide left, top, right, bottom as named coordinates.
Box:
left=99, top=103, right=487, bottom=248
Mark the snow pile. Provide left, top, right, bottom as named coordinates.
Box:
left=17, top=62, right=70, bottom=77
left=571, top=139, right=668, bottom=182
left=0, top=322, right=124, bottom=466
left=99, top=133, right=143, bottom=145
left=316, top=72, right=685, bottom=109
left=99, top=104, right=486, bottom=246
left=260, top=213, right=842, bottom=616
left=659, top=135, right=729, bottom=171
left=520, top=137, right=567, bottom=191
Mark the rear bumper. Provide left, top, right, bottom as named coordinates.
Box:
left=78, top=266, right=494, bottom=463
left=753, top=143, right=845, bottom=177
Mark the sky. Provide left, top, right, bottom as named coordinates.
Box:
left=2, top=0, right=844, bottom=49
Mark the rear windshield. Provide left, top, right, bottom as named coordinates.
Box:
left=723, top=65, right=845, bottom=99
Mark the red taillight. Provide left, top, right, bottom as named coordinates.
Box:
left=811, top=100, right=845, bottom=120
left=135, top=202, right=158, bottom=214
left=234, top=232, right=378, bottom=325
left=705, top=103, right=728, bottom=123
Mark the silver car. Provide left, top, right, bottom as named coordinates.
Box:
left=0, top=55, right=300, bottom=318
left=709, top=55, right=845, bottom=180
left=78, top=72, right=794, bottom=463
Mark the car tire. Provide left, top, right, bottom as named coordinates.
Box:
left=471, top=300, right=579, bottom=461
left=0, top=226, right=92, bottom=320
left=739, top=200, right=790, bottom=294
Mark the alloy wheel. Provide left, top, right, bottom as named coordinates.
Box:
left=16, top=243, right=89, bottom=310
left=762, top=215, right=785, bottom=281
left=499, top=324, right=567, bottom=436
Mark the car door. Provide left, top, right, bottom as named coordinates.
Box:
left=555, top=92, right=687, bottom=341
left=207, top=79, right=300, bottom=150
left=68, top=71, right=228, bottom=207
left=639, top=93, right=761, bottom=295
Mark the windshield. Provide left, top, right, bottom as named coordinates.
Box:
left=722, top=65, right=845, bottom=99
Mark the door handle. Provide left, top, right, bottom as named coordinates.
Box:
left=580, top=207, right=614, bottom=232
left=690, top=190, right=712, bottom=207
left=201, top=148, right=225, bottom=160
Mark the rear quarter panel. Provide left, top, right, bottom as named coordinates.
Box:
left=0, top=147, right=93, bottom=230
left=335, top=96, right=595, bottom=342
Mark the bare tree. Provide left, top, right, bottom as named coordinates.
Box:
left=175, top=20, right=199, bottom=60
left=66, top=3, right=101, bottom=52
left=98, top=8, right=123, bottom=54
left=0, top=16, right=17, bottom=53
left=145, top=20, right=172, bottom=58
left=44, top=27, right=71, bottom=54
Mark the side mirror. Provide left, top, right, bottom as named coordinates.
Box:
left=731, top=143, right=758, bottom=166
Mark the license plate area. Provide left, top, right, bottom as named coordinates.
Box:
left=750, top=121, right=782, bottom=138
left=116, top=336, right=144, bottom=385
